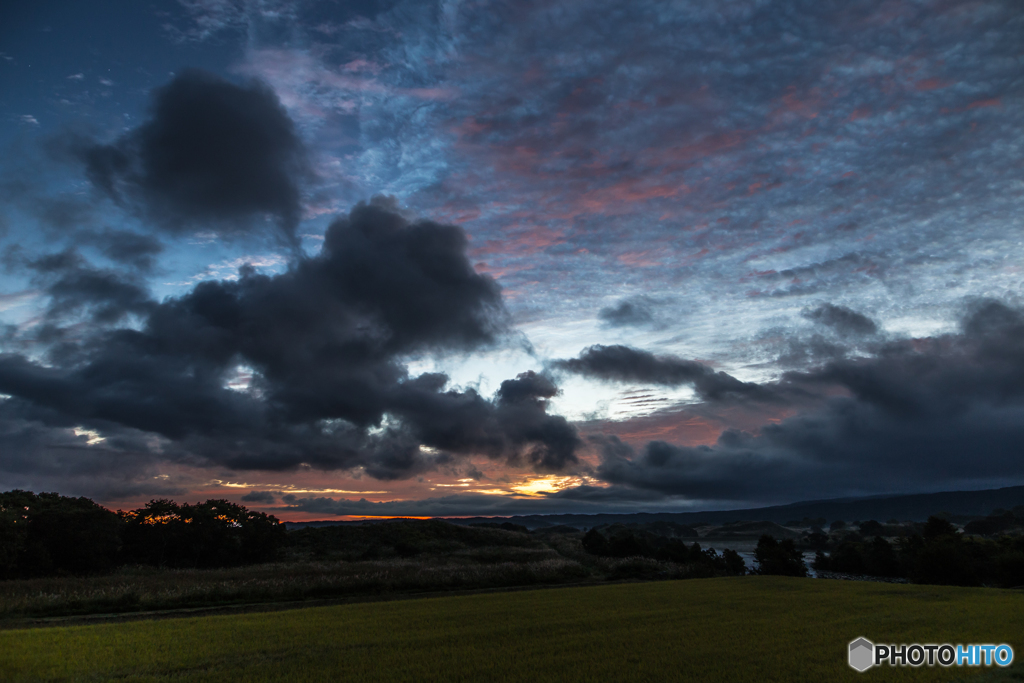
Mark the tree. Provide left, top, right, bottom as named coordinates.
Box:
left=607, top=532, right=648, bottom=558
left=0, top=490, right=121, bottom=577
left=720, top=548, right=747, bottom=575
left=922, top=516, right=959, bottom=541
left=582, top=528, right=610, bottom=556
left=863, top=536, right=899, bottom=577
left=120, top=499, right=188, bottom=567
left=964, top=512, right=1016, bottom=537
left=858, top=520, right=884, bottom=536
left=804, top=530, right=829, bottom=551
left=901, top=518, right=980, bottom=586
left=828, top=540, right=866, bottom=575
left=753, top=535, right=807, bottom=577
left=0, top=490, right=33, bottom=578
left=121, top=499, right=285, bottom=568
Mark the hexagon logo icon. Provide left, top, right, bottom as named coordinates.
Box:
left=849, top=637, right=875, bottom=672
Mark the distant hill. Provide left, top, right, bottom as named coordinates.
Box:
left=281, top=486, right=1024, bottom=531
left=441, top=485, right=1024, bottom=530
left=284, top=519, right=376, bottom=530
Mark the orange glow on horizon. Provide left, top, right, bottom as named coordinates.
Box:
left=339, top=515, right=434, bottom=521
left=510, top=475, right=587, bottom=497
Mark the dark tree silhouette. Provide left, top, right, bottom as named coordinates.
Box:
left=120, top=499, right=285, bottom=568
left=582, top=528, right=611, bottom=556
left=0, top=490, right=121, bottom=577
left=753, top=535, right=807, bottom=577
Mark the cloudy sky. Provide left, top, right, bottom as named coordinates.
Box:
left=2, top=0, right=1024, bottom=520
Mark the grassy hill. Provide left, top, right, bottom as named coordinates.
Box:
left=3, top=577, right=1021, bottom=682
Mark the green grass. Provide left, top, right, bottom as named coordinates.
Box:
left=2, top=577, right=1021, bottom=682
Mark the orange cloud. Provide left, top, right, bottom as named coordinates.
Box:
left=915, top=78, right=950, bottom=91
left=967, top=97, right=1001, bottom=109
left=848, top=107, right=871, bottom=121
left=471, top=225, right=567, bottom=258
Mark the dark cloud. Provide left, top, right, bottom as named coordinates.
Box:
left=0, top=403, right=187, bottom=501
left=384, top=370, right=580, bottom=473
left=0, top=201, right=580, bottom=480
left=803, top=303, right=878, bottom=336
left=553, top=344, right=772, bottom=401
left=81, top=69, right=309, bottom=244
left=492, top=371, right=580, bottom=471
left=776, top=333, right=850, bottom=368
left=496, top=370, right=558, bottom=404
left=26, top=249, right=153, bottom=325
left=588, top=300, right=1024, bottom=504
left=241, top=490, right=277, bottom=504
left=79, top=230, right=164, bottom=272
left=598, top=297, right=655, bottom=327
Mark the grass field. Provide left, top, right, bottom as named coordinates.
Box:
left=2, top=577, right=1021, bottom=682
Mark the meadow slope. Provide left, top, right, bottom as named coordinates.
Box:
left=2, top=577, right=1021, bottom=682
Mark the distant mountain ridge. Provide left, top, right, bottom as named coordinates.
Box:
left=284, top=485, right=1024, bottom=530
left=451, top=486, right=1024, bottom=530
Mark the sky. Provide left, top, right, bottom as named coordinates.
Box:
left=2, top=0, right=1024, bottom=520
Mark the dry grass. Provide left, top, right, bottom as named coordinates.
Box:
left=0, top=553, right=592, bottom=618
left=0, top=527, right=745, bottom=620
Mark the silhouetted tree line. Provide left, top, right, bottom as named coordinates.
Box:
left=581, top=527, right=746, bottom=575
left=963, top=508, right=1023, bottom=536
left=811, top=516, right=1024, bottom=587
left=0, top=490, right=285, bottom=578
